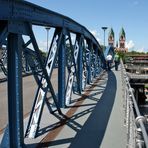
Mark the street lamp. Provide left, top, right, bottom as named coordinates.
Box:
left=101, top=27, right=108, bottom=50
left=45, top=26, right=50, bottom=52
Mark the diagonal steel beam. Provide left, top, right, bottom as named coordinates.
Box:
left=65, top=33, right=80, bottom=105
left=0, top=26, right=8, bottom=47
left=25, top=24, right=62, bottom=138
left=68, top=32, right=79, bottom=90
left=27, top=23, right=61, bottom=113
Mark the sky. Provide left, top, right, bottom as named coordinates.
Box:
left=26, top=0, right=148, bottom=53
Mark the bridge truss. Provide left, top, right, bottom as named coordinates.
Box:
left=0, top=0, right=105, bottom=147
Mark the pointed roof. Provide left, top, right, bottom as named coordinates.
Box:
left=120, top=27, right=125, bottom=38
left=108, top=28, right=114, bottom=38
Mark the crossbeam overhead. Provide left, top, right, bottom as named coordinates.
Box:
left=0, top=0, right=102, bottom=53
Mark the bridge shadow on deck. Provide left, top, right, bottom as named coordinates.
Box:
left=69, top=71, right=117, bottom=148
left=26, top=71, right=117, bottom=147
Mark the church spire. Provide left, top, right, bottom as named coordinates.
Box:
left=108, top=28, right=114, bottom=47
left=109, top=27, right=114, bottom=38
left=119, top=27, right=125, bottom=38
left=119, top=27, right=126, bottom=49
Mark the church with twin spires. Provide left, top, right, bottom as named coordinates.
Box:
left=108, top=27, right=128, bottom=52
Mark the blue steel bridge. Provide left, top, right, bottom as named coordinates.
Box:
left=0, top=1, right=148, bottom=148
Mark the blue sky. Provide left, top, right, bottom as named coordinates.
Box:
left=27, top=0, right=148, bottom=52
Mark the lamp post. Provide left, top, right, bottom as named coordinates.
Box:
left=45, top=27, right=50, bottom=52
left=101, top=27, right=108, bottom=51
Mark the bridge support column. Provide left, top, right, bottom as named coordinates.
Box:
left=7, top=33, right=24, bottom=147
left=58, top=34, right=66, bottom=108
left=87, top=41, right=92, bottom=84
left=94, top=48, right=98, bottom=77
left=78, top=36, right=83, bottom=93
left=100, top=53, right=106, bottom=69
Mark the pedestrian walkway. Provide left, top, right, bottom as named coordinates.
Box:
left=22, top=65, right=127, bottom=148
left=100, top=66, right=127, bottom=148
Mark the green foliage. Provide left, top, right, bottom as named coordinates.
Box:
left=127, top=50, right=148, bottom=56
left=123, top=50, right=148, bottom=63
left=100, top=45, right=106, bottom=52
left=115, top=51, right=126, bottom=62
left=39, top=50, right=47, bottom=58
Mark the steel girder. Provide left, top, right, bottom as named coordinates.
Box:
left=8, top=33, right=24, bottom=148
left=24, top=26, right=63, bottom=138
left=0, top=0, right=103, bottom=53
left=0, top=1, right=105, bottom=147
left=0, top=48, right=7, bottom=75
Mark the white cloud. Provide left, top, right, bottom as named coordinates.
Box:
left=126, top=40, right=147, bottom=53
left=136, top=47, right=147, bottom=53
left=90, top=30, right=102, bottom=43
left=38, top=40, right=51, bottom=52
left=125, top=40, right=135, bottom=51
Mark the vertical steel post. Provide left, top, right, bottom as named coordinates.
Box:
left=100, top=52, right=106, bottom=69
left=58, top=34, right=66, bottom=108
left=78, top=36, right=83, bottom=93
left=7, top=33, right=24, bottom=147
left=25, top=59, right=29, bottom=72
left=87, top=42, right=92, bottom=84
left=93, top=48, right=97, bottom=78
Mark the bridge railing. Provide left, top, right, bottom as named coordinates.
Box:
left=121, top=60, right=148, bottom=148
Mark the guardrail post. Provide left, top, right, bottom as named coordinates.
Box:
left=136, top=116, right=146, bottom=148
left=136, top=128, right=144, bottom=147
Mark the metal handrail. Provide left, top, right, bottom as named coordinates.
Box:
left=121, top=60, right=148, bottom=148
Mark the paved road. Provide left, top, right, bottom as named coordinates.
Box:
left=0, top=67, right=127, bottom=148
left=0, top=68, right=59, bottom=131
left=23, top=66, right=127, bottom=148
left=0, top=75, right=37, bottom=131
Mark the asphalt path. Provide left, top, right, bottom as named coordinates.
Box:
left=0, top=75, right=37, bottom=131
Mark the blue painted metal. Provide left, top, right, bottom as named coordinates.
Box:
left=70, top=36, right=79, bottom=94
left=77, top=35, right=83, bottom=93
left=82, top=40, right=88, bottom=90
left=0, top=0, right=103, bottom=54
left=0, top=27, right=8, bottom=47
left=25, top=27, right=62, bottom=138
left=0, top=48, right=7, bottom=75
left=28, top=24, right=62, bottom=114
left=65, top=33, right=80, bottom=105
left=94, top=47, right=99, bottom=76
left=1, top=126, right=9, bottom=147
left=0, top=0, right=106, bottom=145
left=0, top=23, right=8, bottom=47
left=93, top=48, right=96, bottom=79
left=58, top=33, right=66, bottom=108
left=7, top=33, right=24, bottom=147
left=87, top=41, right=93, bottom=84
left=93, top=49, right=96, bottom=77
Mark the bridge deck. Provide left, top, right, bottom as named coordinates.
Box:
left=22, top=65, right=127, bottom=147
left=0, top=65, right=127, bottom=147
